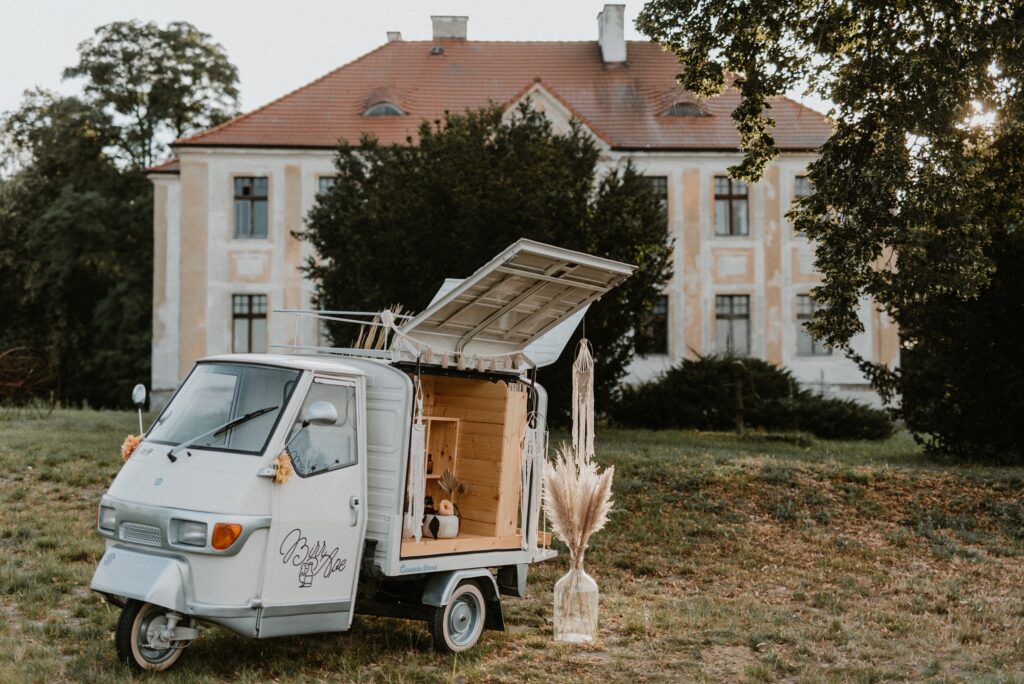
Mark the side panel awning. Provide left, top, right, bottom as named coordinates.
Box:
left=395, top=239, right=635, bottom=368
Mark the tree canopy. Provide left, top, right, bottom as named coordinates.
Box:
left=64, top=20, right=239, bottom=168
left=638, top=0, right=1024, bottom=459
left=303, top=105, right=674, bottom=421
left=0, top=91, right=151, bottom=407
left=0, top=20, right=240, bottom=408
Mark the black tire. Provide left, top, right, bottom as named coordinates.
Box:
left=115, top=600, right=190, bottom=672
left=429, top=582, right=486, bottom=654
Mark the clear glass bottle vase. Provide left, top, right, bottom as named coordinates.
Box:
left=553, top=552, right=599, bottom=643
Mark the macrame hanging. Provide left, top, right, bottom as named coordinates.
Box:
left=404, top=377, right=426, bottom=541
left=571, top=338, right=596, bottom=466
left=521, top=412, right=545, bottom=550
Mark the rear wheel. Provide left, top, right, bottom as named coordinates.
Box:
left=115, top=600, right=191, bottom=671
left=429, top=582, right=486, bottom=654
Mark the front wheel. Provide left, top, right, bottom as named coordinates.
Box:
left=115, top=600, right=192, bottom=671
left=429, top=582, right=486, bottom=654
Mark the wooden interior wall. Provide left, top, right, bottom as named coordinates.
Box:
left=496, top=385, right=528, bottom=536
left=420, top=375, right=518, bottom=537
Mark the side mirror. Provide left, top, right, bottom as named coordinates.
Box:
left=306, top=401, right=338, bottom=427
left=132, top=384, right=147, bottom=409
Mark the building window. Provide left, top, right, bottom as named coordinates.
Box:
left=318, top=176, right=335, bottom=196
left=646, top=176, right=669, bottom=232
left=792, top=175, right=813, bottom=237
left=794, top=175, right=813, bottom=200
left=796, top=294, right=831, bottom=356
left=636, top=295, right=669, bottom=356
left=232, top=294, right=268, bottom=353
left=715, top=294, right=750, bottom=355
left=234, top=177, right=268, bottom=239
left=363, top=102, right=404, bottom=117
left=714, top=176, right=749, bottom=237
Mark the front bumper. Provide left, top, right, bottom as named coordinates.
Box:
left=91, top=545, right=260, bottom=634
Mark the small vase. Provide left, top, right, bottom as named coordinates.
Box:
left=422, top=514, right=459, bottom=539
left=553, top=554, right=599, bottom=643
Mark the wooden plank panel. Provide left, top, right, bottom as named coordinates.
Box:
left=458, top=422, right=504, bottom=438
left=460, top=434, right=502, bottom=450
left=460, top=484, right=500, bottom=507
left=434, top=378, right=507, bottom=399
left=458, top=518, right=495, bottom=536
left=419, top=375, right=436, bottom=408
left=495, top=388, right=527, bottom=537
left=434, top=375, right=507, bottom=389
left=458, top=445, right=503, bottom=461
left=457, top=458, right=502, bottom=485
left=400, top=533, right=522, bottom=558
left=429, top=394, right=507, bottom=411
left=435, top=406, right=506, bottom=425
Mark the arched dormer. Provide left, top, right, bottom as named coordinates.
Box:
left=363, top=102, right=405, bottom=117
left=661, top=100, right=709, bottom=117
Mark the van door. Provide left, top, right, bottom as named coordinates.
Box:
left=258, top=376, right=367, bottom=638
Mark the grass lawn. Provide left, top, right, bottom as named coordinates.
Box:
left=1, top=410, right=1023, bottom=682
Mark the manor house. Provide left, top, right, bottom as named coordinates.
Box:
left=148, top=5, right=899, bottom=408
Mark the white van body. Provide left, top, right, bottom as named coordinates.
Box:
left=90, top=239, right=634, bottom=666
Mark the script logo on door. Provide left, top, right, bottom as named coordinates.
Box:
left=278, top=528, right=348, bottom=588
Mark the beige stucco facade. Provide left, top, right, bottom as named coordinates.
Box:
left=150, top=96, right=898, bottom=407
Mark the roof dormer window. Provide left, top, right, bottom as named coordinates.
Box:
left=662, top=101, right=708, bottom=117
left=363, top=102, right=405, bottom=117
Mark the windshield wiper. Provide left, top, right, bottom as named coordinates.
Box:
left=167, top=406, right=279, bottom=462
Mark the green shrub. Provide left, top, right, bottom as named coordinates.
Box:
left=609, top=355, right=894, bottom=441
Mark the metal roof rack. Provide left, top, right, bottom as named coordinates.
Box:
left=273, top=309, right=409, bottom=357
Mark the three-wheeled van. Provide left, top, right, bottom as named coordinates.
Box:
left=91, top=240, right=633, bottom=670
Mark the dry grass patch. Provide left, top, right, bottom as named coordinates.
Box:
left=1, top=412, right=1023, bottom=682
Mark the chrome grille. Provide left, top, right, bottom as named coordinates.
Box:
left=119, top=522, right=162, bottom=547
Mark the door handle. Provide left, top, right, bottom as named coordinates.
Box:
left=349, top=495, right=360, bottom=527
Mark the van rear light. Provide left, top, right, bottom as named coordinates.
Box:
left=174, top=520, right=208, bottom=547
left=211, top=523, right=242, bottom=550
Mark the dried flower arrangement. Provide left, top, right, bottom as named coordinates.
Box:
left=543, top=442, right=614, bottom=569
left=438, top=468, right=468, bottom=517
left=542, top=338, right=614, bottom=642
left=272, top=450, right=294, bottom=484
left=120, top=434, right=141, bottom=461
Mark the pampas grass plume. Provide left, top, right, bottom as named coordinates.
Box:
left=543, top=442, right=614, bottom=568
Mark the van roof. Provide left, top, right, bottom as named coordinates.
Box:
left=201, top=353, right=367, bottom=376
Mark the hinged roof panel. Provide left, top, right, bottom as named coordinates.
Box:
left=398, top=239, right=634, bottom=366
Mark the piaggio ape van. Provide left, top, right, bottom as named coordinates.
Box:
left=90, top=239, right=634, bottom=670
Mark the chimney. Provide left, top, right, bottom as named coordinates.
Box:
left=431, top=16, right=468, bottom=40
left=597, top=4, right=627, bottom=63
left=386, top=31, right=402, bottom=42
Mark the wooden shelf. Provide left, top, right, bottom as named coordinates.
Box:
left=401, top=533, right=522, bottom=558
left=423, top=416, right=459, bottom=483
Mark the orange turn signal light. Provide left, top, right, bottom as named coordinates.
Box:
left=211, top=523, right=242, bottom=550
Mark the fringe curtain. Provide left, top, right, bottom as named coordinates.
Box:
left=404, top=379, right=426, bottom=541
left=522, top=420, right=545, bottom=550
left=572, top=339, right=595, bottom=466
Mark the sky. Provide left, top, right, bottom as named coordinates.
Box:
left=0, top=1, right=654, bottom=116
left=0, top=1, right=828, bottom=125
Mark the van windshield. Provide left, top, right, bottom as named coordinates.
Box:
left=147, top=363, right=301, bottom=454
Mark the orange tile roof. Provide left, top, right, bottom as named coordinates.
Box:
left=146, top=158, right=180, bottom=174
left=175, top=40, right=831, bottom=151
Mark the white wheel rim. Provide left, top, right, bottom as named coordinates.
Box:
left=132, top=605, right=182, bottom=669
left=447, top=591, right=482, bottom=648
